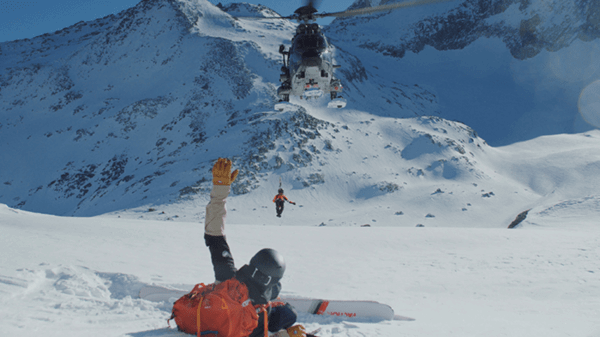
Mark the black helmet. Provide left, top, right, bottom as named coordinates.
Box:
left=249, top=248, right=286, bottom=285
left=278, top=188, right=284, bottom=194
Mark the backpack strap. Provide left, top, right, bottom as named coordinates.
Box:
left=259, top=305, right=268, bottom=337
left=196, top=296, right=205, bottom=337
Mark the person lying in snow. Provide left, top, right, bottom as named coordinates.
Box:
left=202, top=158, right=305, bottom=337
left=273, top=188, right=296, bottom=218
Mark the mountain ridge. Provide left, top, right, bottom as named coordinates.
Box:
left=331, top=0, right=600, bottom=60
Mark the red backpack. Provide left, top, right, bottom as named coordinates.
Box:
left=170, top=279, right=268, bottom=337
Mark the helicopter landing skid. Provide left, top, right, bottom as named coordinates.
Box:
left=327, top=97, right=347, bottom=109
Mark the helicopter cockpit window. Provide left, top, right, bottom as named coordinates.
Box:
left=297, top=24, right=306, bottom=35
left=309, top=24, right=320, bottom=34
left=294, top=35, right=326, bottom=53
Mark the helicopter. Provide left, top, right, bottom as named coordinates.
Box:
left=234, top=0, right=450, bottom=111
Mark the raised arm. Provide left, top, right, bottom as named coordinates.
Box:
left=204, top=158, right=239, bottom=282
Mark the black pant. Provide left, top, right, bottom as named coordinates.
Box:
left=275, top=201, right=284, bottom=215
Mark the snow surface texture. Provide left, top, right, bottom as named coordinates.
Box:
left=1, top=203, right=600, bottom=337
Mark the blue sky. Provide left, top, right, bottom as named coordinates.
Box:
left=0, top=0, right=356, bottom=43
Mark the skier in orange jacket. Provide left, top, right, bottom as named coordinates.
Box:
left=273, top=188, right=295, bottom=218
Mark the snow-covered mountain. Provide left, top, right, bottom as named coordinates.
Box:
left=335, top=0, right=600, bottom=60
left=326, top=0, right=600, bottom=143
left=0, top=0, right=297, bottom=215
left=1, top=0, right=599, bottom=223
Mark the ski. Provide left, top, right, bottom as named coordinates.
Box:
left=139, top=285, right=414, bottom=321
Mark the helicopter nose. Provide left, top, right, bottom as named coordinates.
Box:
left=301, top=49, right=322, bottom=66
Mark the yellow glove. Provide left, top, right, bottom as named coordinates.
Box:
left=212, top=158, right=239, bottom=186
left=272, top=325, right=306, bottom=337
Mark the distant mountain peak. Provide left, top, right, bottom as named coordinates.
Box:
left=334, top=0, right=600, bottom=60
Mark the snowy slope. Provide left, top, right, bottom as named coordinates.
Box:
left=108, top=110, right=600, bottom=231
left=1, top=203, right=600, bottom=337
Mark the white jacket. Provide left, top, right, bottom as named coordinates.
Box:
left=205, top=185, right=230, bottom=236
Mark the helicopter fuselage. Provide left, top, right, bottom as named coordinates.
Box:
left=278, top=23, right=342, bottom=101
left=236, top=0, right=447, bottom=110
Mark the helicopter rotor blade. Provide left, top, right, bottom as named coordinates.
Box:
left=315, top=0, right=453, bottom=18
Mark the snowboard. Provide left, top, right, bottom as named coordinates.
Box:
left=139, top=285, right=414, bottom=321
